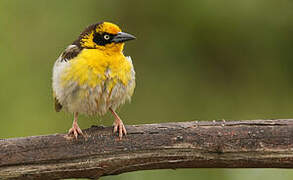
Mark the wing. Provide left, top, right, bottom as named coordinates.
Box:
left=52, top=90, right=63, bottom=112
left=54, top=96, right=63, bottom=112
left=59, top=44, right=81, bottom=62
left=53, top=44, right=82, bottom=112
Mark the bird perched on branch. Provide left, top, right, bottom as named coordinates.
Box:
left=52, top=22, right=136, bottom=139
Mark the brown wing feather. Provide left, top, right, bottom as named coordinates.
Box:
left=53, top=91, right=62, bottom=112
left=60, top=45, right=81, bottom=62
left=54, top=97, right=63, bottom=112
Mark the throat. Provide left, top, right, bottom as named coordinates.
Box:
left=102, top=43, right=125, bottom=54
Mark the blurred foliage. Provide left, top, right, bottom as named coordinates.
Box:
left=1, top=0, right=293, bottom=179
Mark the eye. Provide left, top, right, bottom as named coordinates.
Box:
left=104, top=34, right=110, bottom=40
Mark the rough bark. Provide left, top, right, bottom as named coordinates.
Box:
left=1, top=119, right=293, bottom=180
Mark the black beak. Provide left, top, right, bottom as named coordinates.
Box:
left=112, top=32, right=136, bottom=43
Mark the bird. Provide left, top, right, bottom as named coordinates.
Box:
left=52, top=21, right=136, bottom=139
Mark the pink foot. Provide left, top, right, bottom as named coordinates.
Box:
left=68, top=112, right=83, bottom=139
left=68, top=123, right=83, bottom=139
left=113, top=118, right=127, bottom=139
left=110, top=108, right=127, bottom=139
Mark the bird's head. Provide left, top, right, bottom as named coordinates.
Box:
left=73, top=22, right=136, bottom=53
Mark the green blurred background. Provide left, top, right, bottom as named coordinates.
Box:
left=1, top=0, right=293, bottom=179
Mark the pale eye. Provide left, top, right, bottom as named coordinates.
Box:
left=104, top=34, right=110, bottom=40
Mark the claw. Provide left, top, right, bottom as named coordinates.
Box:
left=113, top=119, right=127, bottom=139
left=110, top=108, right=127, bottom=139
left=68, top=123, right=83, bottom=139
left=68, top=112, right=84, bottom=139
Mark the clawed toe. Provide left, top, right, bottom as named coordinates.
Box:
left=68, top=113, right=84, bottom=139
left=113, top=121, right=127, bottom=139
left=68, top=126, right=84, bottom=139
left=110, top=108, right=127, bottom=139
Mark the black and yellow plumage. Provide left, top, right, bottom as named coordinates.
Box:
left=52, top=22, right=136, bottom=139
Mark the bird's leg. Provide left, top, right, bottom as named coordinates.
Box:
left=110, top=108, right=127, bottom=139
left=68, top=112, right=83, bottom=139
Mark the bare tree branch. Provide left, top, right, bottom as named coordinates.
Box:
left=1, top=119, right=293, bottom=179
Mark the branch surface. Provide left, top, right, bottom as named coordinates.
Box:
left=1, top=119, right=293, bottom=179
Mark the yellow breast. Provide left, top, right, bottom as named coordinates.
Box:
left=61, top=48, right=133, bottom=90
